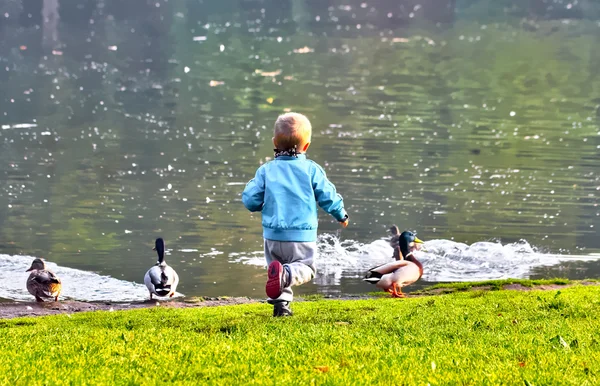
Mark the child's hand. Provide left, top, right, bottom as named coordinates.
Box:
left=340, top=216, right=349, bottom=228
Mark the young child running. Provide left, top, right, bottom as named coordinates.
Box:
left=242, top=112, right=349, bottom=317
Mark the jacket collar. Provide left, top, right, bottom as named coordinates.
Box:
left=275, top=154, right=306, bottom=161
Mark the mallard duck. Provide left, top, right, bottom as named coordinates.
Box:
left=363, top=226, right=425, bottom=298
left=144, top=238, right=179, bottom=299
left=26, top=258, right=62, bottom=302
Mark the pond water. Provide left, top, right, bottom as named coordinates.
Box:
left=0, top=0, right=599, bottom=302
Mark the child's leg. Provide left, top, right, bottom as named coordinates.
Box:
left=264, top=240, right=317, bottom=303
left=264, top=240, right=291, bottom=303
left=283, top=241, right=317, bottom=287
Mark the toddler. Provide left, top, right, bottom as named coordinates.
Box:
left=242, top=112, right=348, bottom=316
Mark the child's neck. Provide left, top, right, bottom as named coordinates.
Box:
left=274, top=148, right=305, bottom=158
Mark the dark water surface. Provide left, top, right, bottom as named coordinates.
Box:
left=0, top=0, right=599, bottom=301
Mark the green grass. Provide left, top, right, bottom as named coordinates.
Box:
left=2, top=285, right=600, bottom=385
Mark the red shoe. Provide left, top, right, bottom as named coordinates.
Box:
left=266, top=261, right=286, bottom=299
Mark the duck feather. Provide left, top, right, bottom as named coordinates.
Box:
left=144, top=263, right=179, bottom=298
left=27, top=272, right=61, bottom=298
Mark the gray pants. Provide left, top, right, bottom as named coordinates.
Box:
left=264, top=239, right=317, bottom=303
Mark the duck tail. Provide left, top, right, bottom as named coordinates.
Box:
left=363, top=270, right=383, bottom=284
left=154, top=273, right=172, bottom=297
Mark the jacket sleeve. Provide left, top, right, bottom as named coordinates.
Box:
left=242, top=166, right=266, bottom=212
left=312, top=163, right=347, bottom=221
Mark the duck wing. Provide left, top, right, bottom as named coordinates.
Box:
left=47, top=271, right=61, bottom=284
left=363, top=260, right=410, bottom=284
left=167, top=267, right=179, bottom=293
left=28, top=271, right=61, bottom=298
left=368, top=260, right=411, bottom=275
left=390, top=262, right=422, bottom=286
left=144, top=266, right=163, bottom=295
left=29, top=270, right=61, bottom=285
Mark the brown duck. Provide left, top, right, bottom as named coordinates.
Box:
left=26, top=258, right=62, bottom=302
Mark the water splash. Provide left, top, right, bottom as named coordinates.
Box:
left=230, top=234, right=600, bottom=285
left=419, top=239, right=600, bottom=282
left=0, top=254, right=181, bottom=302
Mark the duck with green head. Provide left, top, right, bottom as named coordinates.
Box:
left=26, top=258, right=62, bottom=302
left=144, top=238, right=179, bottom=299
left=363, top=226, right=425, bottom=298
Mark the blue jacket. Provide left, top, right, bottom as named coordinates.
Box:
left=242, top=154, right=347, bottom=242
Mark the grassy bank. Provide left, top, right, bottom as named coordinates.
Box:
left=1, top=284, right=599, bottom=385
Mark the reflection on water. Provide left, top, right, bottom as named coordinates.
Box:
left=0, top=0, right=599, bottom=300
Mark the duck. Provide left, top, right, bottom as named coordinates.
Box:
left=363, top=226, right=425, bottom=298
left=144, top=238, right=179, bottom=299
left=26, top=258, right=62, bottom=302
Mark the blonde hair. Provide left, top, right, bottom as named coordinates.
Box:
left=273, top=112, right=312, bottom=150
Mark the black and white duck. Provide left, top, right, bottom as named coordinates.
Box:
left=363, top=226, right=425, bottom=298
left=144, top=238, right=179, bottom=299
left=26, top=258, right=62, bottom=302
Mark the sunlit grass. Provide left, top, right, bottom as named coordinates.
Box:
left=1, top=285, right=599, bottom=385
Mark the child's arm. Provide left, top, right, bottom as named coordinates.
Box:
left=312, top=164, right=348, bottom=224
left=242, top=167, right=266, bottom=212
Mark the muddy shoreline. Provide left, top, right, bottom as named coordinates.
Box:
left=0, top=294, right=375, bottom=319
left=0, top=297, right=263, bottom=319
left=1, top=282, right=597, bottom=320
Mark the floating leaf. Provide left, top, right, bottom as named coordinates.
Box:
left=315, top=366, right=329, bottom=373
left=293, top=46, right=314, bottom=54
left=255, top=69, right=282, bottom=77
left=334, top=321, right=349, bottom=326
left=209, top=80, right=224, bottom=87
left=266, top=97, right=274, bottom=104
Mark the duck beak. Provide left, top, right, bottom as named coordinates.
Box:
left=152, top=247, right=156, bottom=251
left=26, top=267, right=32, bottom=272
left=414, top=237, right=427, bottom=252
